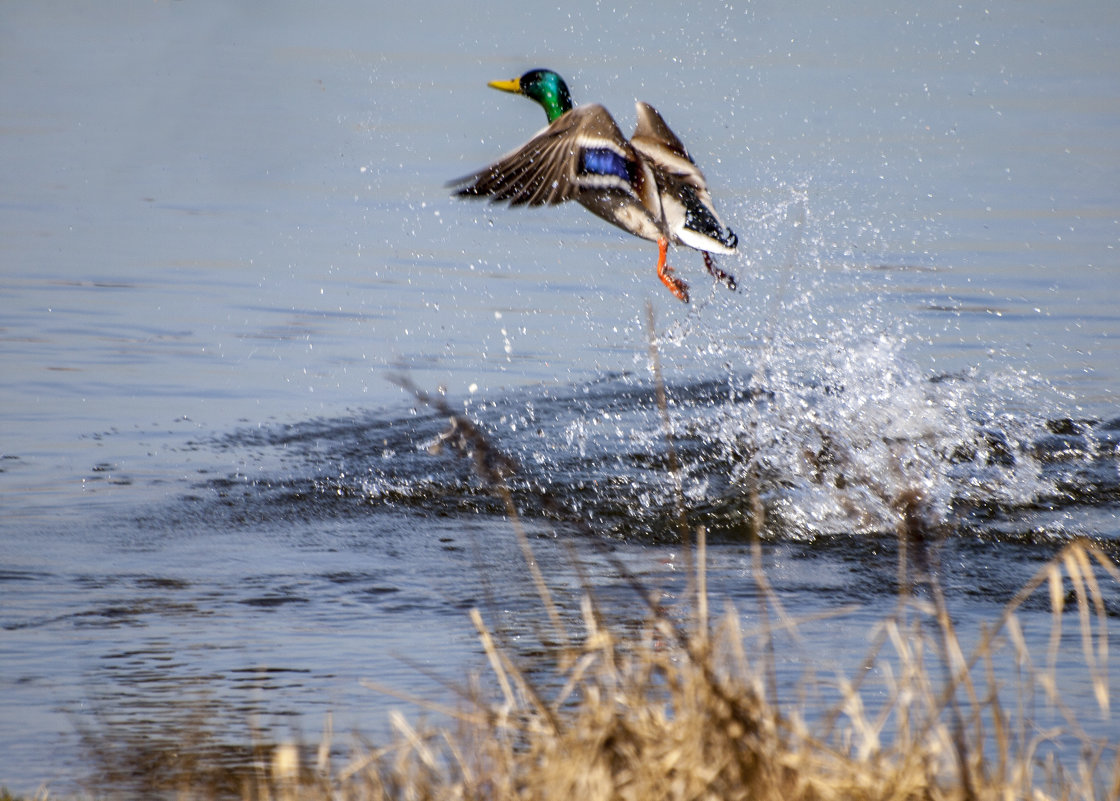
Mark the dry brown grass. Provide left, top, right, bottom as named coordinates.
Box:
left=234, top=532, right=1115, bottom=801
left=24, top=427, right=1118, bottom=801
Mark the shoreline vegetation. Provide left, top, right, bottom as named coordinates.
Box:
left=10, top=311, right=1119, bottom=800
left=11, top=531, right=1118, bottom=801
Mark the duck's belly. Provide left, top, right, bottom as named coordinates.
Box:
left=577, top=192, right=665, bottom=244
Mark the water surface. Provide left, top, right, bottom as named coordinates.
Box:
left=2, top=0, right=1119, bottom=795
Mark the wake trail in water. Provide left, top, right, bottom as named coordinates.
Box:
left=177, top=187, right=1119, bottom=547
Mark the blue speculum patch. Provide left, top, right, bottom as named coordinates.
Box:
left=580, top=147, right=631, bottom=181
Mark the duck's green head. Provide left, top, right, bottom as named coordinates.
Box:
left=488, top=69, right=573, bottom=123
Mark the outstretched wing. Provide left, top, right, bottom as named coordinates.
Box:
left=449, top=105, right=644, bottom=208
left=631, top=101, right=737, bottom=253
left=630, top=102, right=711, bottom=201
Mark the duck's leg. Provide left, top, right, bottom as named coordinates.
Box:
left=703, top=252, right=737, bottom=291
left=656, top=237, right=689, bottom=303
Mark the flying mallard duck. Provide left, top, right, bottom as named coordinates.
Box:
left=449, top=69, right=738, bottom=303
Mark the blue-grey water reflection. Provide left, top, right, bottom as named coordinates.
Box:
left=2, top=0, right=1118, bottom=795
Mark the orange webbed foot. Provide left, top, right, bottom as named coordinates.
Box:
left=703, top=252, right=737, bottom=292
left=656, top=237, right=689, bottom=303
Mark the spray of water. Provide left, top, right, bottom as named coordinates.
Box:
left=548, top=185, right=1077, bottom=540
left=198, top=183, right=1114, bottom=546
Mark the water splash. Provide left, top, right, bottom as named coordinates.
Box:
left=182, top=187, right=1118, bottom=545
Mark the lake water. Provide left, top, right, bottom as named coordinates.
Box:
left=2, top=0, right=1119, bottom=795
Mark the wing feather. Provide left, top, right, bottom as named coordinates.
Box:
left=630, top=101, right=737, bottom=253
left=449, top=105, right=644, bottom=208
